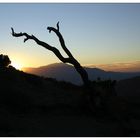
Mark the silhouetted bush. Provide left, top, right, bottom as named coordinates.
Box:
left=0, top=54, right=11, bottom=68
left=8, top=65, right=16, bottom=70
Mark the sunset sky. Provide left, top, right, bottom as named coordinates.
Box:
left=0, top=3, right=140, bottom=71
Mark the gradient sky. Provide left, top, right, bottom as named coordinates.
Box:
left=0, top=3, right=140, bottom=71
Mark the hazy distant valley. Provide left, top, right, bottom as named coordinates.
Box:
left=23, top=63, right=140, bottom=85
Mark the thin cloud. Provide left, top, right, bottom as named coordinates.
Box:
left=84, top=61, right=140, bottom=72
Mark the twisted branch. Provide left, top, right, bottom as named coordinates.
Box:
left=11, top=23, right=89, bottom=87
left=11, top=27, right=71, bottom=63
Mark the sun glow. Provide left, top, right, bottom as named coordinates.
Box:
left=11, top=62, right=23, bottom=70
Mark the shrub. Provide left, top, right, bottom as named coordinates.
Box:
left=0, top=54, right=11, bottom=67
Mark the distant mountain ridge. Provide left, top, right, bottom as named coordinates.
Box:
left=23, top=63, right=140, bottom=85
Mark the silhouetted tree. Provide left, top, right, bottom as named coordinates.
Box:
left=11, top=23, right=98, bottom=111
left=11, top=23, right=90, bottom=88
left=0, top=54, right=11, bottom=67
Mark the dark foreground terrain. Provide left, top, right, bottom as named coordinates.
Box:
left=0, top=66, right=140, bottom=137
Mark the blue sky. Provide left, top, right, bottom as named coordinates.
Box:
left=0, top=3, right=140, bottom=71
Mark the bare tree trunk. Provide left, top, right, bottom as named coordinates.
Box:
left=11, top=22, right=90, bottom=88
left=11, top=22, right=97, bottom=112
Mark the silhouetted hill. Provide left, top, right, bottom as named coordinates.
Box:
left=116, top=76, right=140, bottom=96
left=23, top=63, right=140, bottom=85
left=1, top=66, right=140, bottom=136
left=0, top=66, right=81, bottom=109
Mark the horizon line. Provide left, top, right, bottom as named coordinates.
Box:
left=20, top=61, right=140, bottom=73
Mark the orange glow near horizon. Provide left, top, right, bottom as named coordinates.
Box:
left=10, top=58, right=140, bottom=72
left=9, top=54, right=140, bottom=72
left=11, top=61, right=23, bottom=70
left=86, top=61, right=140, bottom=72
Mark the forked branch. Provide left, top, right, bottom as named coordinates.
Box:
left=11, top=27, right=70, bottom=63
left=47, top=22, right=73, bottom=58
left=11, top=22, right=89, bottom=87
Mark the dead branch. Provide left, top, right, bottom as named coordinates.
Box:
left=11, top=23, right=89, bottom=87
